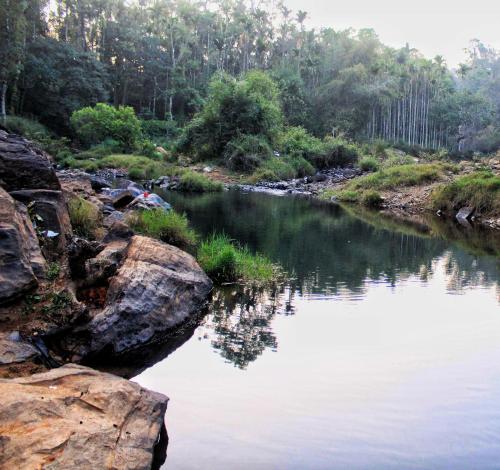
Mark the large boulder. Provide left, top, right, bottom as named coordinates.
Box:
left=63, top=236, right=212, bottom=358
left=0, top=130, right=60, bottom=192
left=0, top=187, right=46, bottom=304
left=0, top=364, right=168, bottom=469
left=10, top=189, right=73, bottom=255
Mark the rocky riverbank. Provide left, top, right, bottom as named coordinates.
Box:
left=0, top=130, right=213, bottom=468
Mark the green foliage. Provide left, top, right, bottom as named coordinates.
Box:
left=380, top=151, right=416, bottom=168
left=359, top=156, right=380, bottom=172
left=4, top=116, right=50, bottom=140
left=21, top=37, right=109, bottom=132
left=348, top=163, right=451, bottom=191
left=311, top=137, right=360, bottom=169
left=127, top=208, right=197, bottom=249
left=140, top=119, right=180, bottom=146
left=360, top=190, right=383, bottom=207
left=179, top=71, right=283, bottom=164
left=198, top=234, right=279, bottom=285
left=177, top=171, right=224, bottom=192
left=68, top=197, right=101, bottom=238
left=250, top=155, right=314, bottom=182
left=431, top=171, right=500, bottom=215
left=46, top=262, right=61, bottom=281
left=41, top=291, right=72, bottom=315
left=71, top=103, right=142, bottom=150
left=277, top=126, right=323, bottom=160
left=223, top=135, right=273, bottom=172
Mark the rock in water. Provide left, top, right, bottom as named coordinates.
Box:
left=75, top=236, right=212, bottom=357
left=0, top=130, right=60, bottom=192
left=0, top=187, right=46, bottom=304
left=0, top=364, right=168, bottom=470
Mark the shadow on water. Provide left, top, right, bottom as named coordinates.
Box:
left=150, top=189, right=499, bottom=370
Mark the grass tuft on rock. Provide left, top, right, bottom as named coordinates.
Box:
left=430, top=171, right=500, bottom=215
left=127, top=208, right=197, bottom=249
left=68, top=196, right=101, bottom=238
left=197, top=234, right=280, bottom=285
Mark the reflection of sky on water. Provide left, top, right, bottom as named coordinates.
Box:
left=136, top=190, right=499, bottom=470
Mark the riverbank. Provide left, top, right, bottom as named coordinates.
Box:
left=193, top=158, right=500, bottom=230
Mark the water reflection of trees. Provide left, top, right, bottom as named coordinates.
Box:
left=206, top=286, right=288, bottom=369
left=162, top=190, right=499, bottom=368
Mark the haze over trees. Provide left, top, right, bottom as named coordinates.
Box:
left=0, top=0, right=499, bottom=153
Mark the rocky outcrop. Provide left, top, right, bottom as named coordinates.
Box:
left=0, top=364, right=168, bottom=470
left=10, top=189, right=73, bottom=255
left=0, top=187, right=46, bottom=304
left=61, top=236, right=212, bottom=359
left=0, top=130, right=60, bottom=192
left=0, top=331, right=40, bottom=365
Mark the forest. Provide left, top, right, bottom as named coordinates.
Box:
left=1, top=0, right=499, bottom=156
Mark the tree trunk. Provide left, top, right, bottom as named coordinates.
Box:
left=0, top=81, right=7, bottom=124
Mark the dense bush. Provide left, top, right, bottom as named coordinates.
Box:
left=223, top=135, right=273, bottom=172
left=359, top=156, right=380, bottom=172
left=140, top=119, right=180, bottom=146
left=179, top=71, right=283, bottom=165
left=310, top=137, right=360, bottom=169
left=70, top=103, right=142, bottom=150
left=277, top=126, right=323, bottom=160
left=127, top=208, right=197, bottom=249
left=431, top=171, right=500, bottom=215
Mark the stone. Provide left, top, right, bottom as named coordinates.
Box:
left=456, top=206, right=475, bottom=222
left=0, top=331, right=40, bottom=365
left=0, top=130, right=60, bottom=192
left=127, top=193, right=172, bottom=211
left=112, top=190, right=136, bottom=209
left=102, top=220, right=134, bottom=243
left=10, top=189, right=73, bottom=255
left=65, top=236, right=212, bottom=357
left=0, top=364, right=168, bottom=470
left=84, top=240, right=129, bottom=287
left=0, top=187, right=46, bottom=304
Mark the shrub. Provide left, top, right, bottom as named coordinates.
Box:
left=431, top=171, right=500, bottom=215
left=68, top=197, right=101, bottom=238
left=177, top=171, right=223, bottom=192
left=223, top=134, right=273, bottom=172
left=361, top=190, right=383, bottom=207
left=179, top=71, right=283, bottom=161
left=127, top=209, right=197, bottom=249
left=46, top=262, right=61, bottom=281
left=381, top=151, right=415, bottom=168
left=198, top=234, right=279, bottom=284
left=348, top=163, right=451, bottom=191
left=306, top=137, right=360, bottom=169
left=140, top=119, right=180, bottom=145
left=4, top=116, right=50, bottom=140
left=277, top=126, right=323, bottom=160
left=70, top=103, right=142, bottom=150
left=359, top=156, right=379, bottom=172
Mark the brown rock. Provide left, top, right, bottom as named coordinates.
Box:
left=112, top=190, right=135, bottom=209
left=0, top=364, right=168, bottom=470
left=64, top=236, right=212, bottom=357
left=0, top=187, right=46, bottom=304
left=0, top=130, right=60, bottom=192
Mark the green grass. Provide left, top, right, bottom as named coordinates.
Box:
left=197, top=234, right=280, bottom=285
left=127, top=208, right=197, bottom=249
left=46, top=262, right=61, bottom=281
left=68, top=196, right=101, bottom=238
left=430, top=171, right=500, bottom=216
left=359, top=156, right=380, bottom=172
left=347, top=163, right=454, bottom=191
left=177, top=171, right=224, bottom=192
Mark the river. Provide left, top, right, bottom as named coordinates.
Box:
left=135, top=190, right=500, bottom=470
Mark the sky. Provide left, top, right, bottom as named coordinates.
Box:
left=284, top=0, right=500, bottom=68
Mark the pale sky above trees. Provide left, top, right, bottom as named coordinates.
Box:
left=285, top=0, right=500, bottom=67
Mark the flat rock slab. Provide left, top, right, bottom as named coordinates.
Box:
left=0, top=331, right=40, bottom=365
left=0, top=364, right=168, bottom=470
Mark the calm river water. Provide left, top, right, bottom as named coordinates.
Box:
left=136, top=190, right=499, bottom=470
